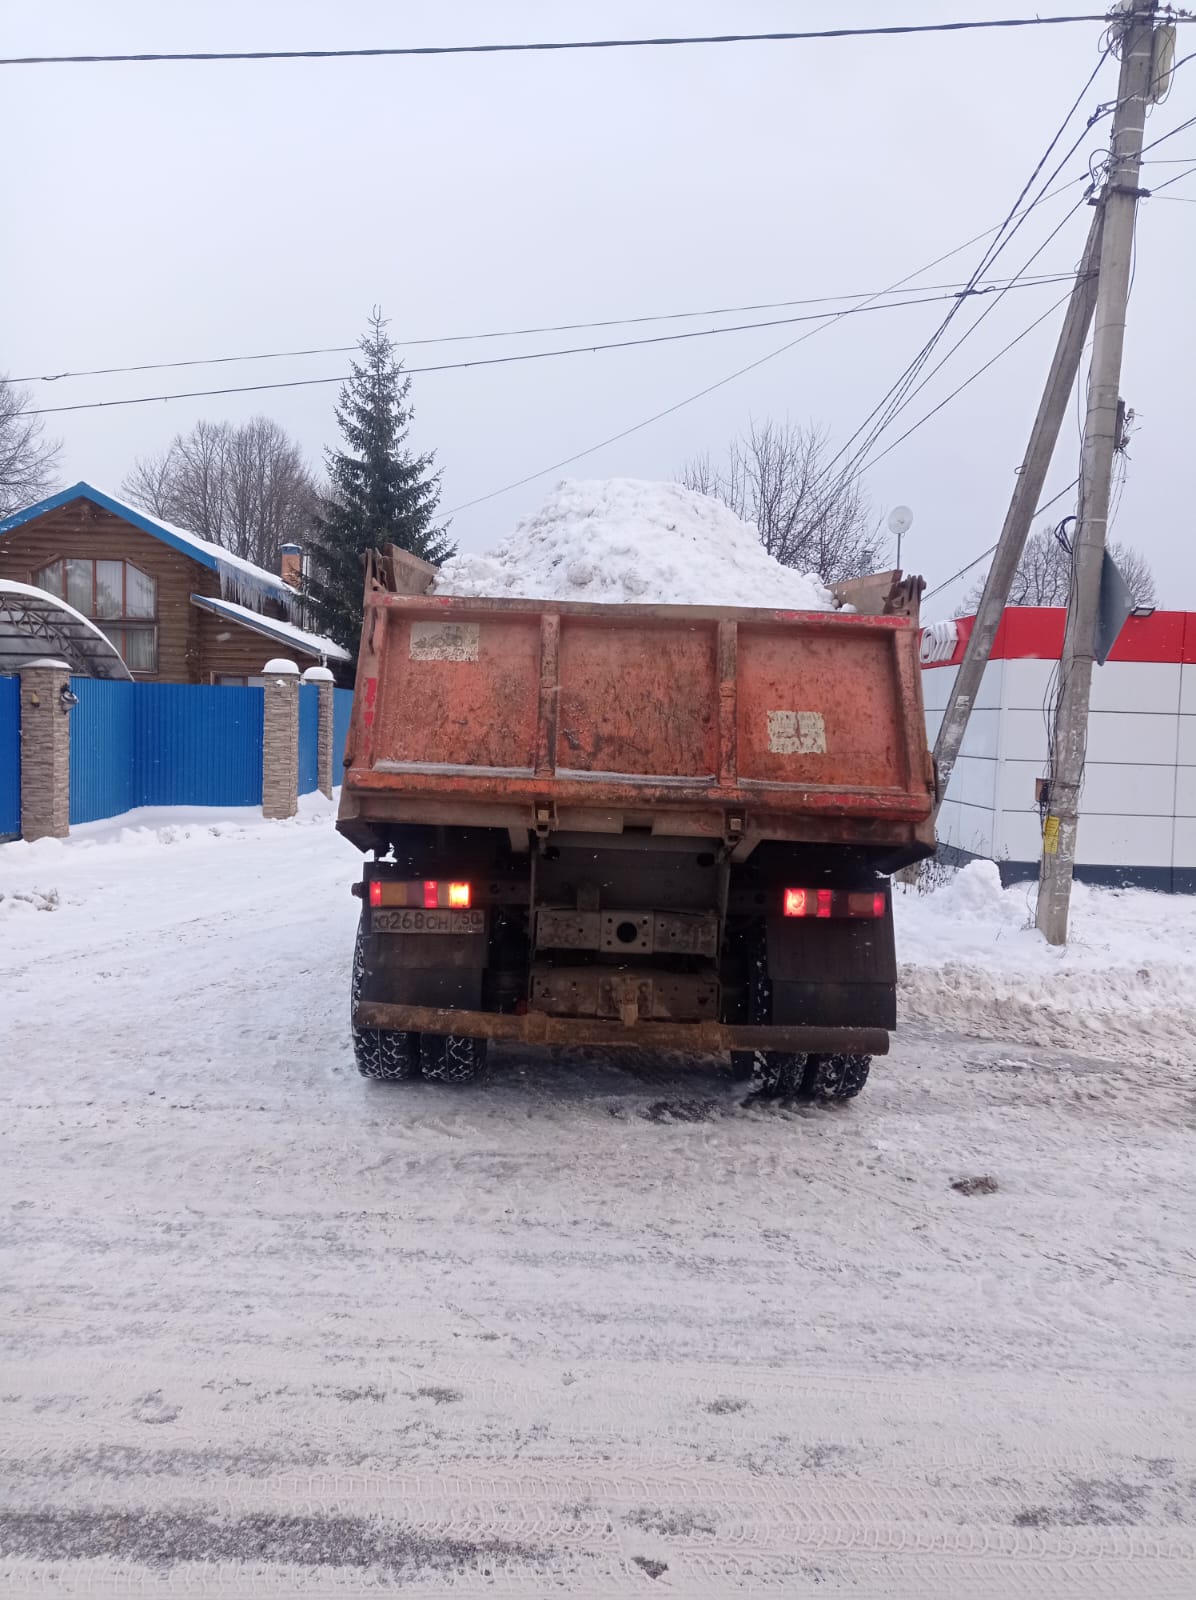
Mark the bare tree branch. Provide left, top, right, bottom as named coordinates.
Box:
left=0, top=376, right=61, bottom=517
left=682, top=419, right=882, bottom=584
left=957, top=528, right=1156, bottom=614
left=123, top=417, right=317, bottom=569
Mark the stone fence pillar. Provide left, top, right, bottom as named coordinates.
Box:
left=19, top=659, right=72, bottom=841
left=261, top=659, right=299, bottom=820
left=301, top=665, right=336, bottom=799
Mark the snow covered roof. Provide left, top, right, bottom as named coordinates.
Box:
left=0, top=579, right=134, bottom=679
left=0, top=482, right=299, bottom=615
left=189, top=593, right=351, bottom=664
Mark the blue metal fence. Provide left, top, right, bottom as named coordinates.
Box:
left=298, top=683, right=320, bottom=795
left=138, top=683, right=263, bottom=808
left=69, top=679, right=137, bottom=825
left=70, top=679, right=264, bottom=824
left=333, top=688, right=354, bottom=783
left=0, top=675, right=20, bottom=839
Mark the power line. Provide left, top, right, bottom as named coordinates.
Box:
left=1151, top=160, right=1196, bottom=190
left=13, top=279, right=1076, bottom=418
left=1141, top=110, right=1196, bottom=154
left=8, top=272, right=1081, bottom=386
left=851, top=284, right=1082, bottom=476
left=441, top=166, right=1104, bottom=517
left=804, top=45, right=1111, bottom=500
left=923, top=480, right=1081, bottom=602
left=0, top=18, right=1123, bottom=69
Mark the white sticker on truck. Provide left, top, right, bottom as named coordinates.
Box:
left=767, top=710, right=827, bottom=754
left=409, top=621, right=480, bottom=662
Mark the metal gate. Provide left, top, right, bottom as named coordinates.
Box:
left=69, top=679, right=137, bottom=825
left=0, top=675, right=19, bottom=839
left=298, top=683, right=320, bottom=795
left=70, top=679, right=264, bottom=824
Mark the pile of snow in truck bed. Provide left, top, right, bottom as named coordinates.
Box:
left=434, top=478, right=835, bottom=609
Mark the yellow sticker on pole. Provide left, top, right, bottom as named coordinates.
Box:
left=1043, top=816, right=1060, bottom=855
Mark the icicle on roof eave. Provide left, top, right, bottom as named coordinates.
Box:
left=216, top=558, right=299, bottom=620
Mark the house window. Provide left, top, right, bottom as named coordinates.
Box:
left=34, top=557, right=158, bottom=672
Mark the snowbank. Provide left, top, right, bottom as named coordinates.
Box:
left=896, top=861, right=1196, bottom=1060
left=435, top=478, right=835, bottom=609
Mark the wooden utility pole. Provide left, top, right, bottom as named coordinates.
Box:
left=1036, top=0, right=1159, bottom=944
left=932, top=208, right=1103, bottom=811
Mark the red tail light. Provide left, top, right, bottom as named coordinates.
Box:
left=423, top=879, right=439, bottom=909
left=847, top=891, right=887, bottom=919
left=784, top=888, right=886, bottom=919
left=368, top=879, right=383, bottom=907
left=783, top=888, right=809, bottom=918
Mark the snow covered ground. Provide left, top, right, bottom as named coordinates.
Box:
left=1, top=813, right=1195, bottom=1597
left=434, top=479, right=834, bottom=609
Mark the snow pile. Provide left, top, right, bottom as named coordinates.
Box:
left=435, top=478, right=835, bottom=609
left=896, top=860, right=1196, bottom=1061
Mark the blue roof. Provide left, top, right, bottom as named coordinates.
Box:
left=0, top=481, right=292, bottom=598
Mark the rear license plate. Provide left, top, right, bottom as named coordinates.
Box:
left=371, top=908, right=485, bottom=935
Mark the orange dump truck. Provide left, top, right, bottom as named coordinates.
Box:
left=338, top=550, right=936, bottom=1098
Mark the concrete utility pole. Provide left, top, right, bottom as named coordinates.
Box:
left=932, top=207, right=1104, bottom=812
left=1036, top=0, right=1159, bottom=945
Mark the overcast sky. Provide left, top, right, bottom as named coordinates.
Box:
left=4, top=0, right=1194, bottom=611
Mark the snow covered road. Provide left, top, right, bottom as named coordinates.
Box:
left=1, top=810, right=1195, bottom=1597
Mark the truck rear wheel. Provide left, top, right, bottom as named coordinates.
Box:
left=732, top=1050, right=808, bottom=1099
left=351, top=918, right=420, bottom=1082
left=419, top=1034, right=489, bottom=1085
left=803, top=1052, right=871, bottom=1101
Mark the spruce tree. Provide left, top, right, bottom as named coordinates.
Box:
left=304, top=308, right=453, bottom=653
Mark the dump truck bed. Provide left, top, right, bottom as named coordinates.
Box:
left=338, top=588, right=935, bottom=860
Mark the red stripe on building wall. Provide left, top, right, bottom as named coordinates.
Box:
left=922, top=607, right=1194, bottom=667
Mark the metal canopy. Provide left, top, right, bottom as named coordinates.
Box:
left=0, top=580, right=133, bottom=679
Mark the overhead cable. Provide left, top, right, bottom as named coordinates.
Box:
left=0, top=18, right=1125, bottom=69
left=8, top=272, right=1082, bottom=386
left=12, top=279, right=1075, bottom=418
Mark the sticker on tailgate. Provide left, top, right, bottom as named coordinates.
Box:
left=372, top=908, right=486, bottom=935
left=409, top=621, right=480, bottom=662
left=767, top=710, right=827, bottom=754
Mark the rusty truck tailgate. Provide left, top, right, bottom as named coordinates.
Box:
left=340, top=593, right=934, bottom=851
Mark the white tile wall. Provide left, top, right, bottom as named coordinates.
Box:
left=1180, top=665, right=1196, bottom=717
left=921, top=659, right=1004, bottom=710
left=1174, top=816, right=1196, bottom=870
left=959, top=708, right=1001, bottom=759
left=1074, top=813, right=1174, bottom=869
left=953, top=801, right=997, bottom=858
left=1002, top=658, right=1057, bottom=710
left=937, top=797, right=996, bottom=858
left=1088, top=661, right=1181, bottom=714
left=1084, top=712, right=1178, bottom=767
left=949, top=755, right=998, bottom=811
left=923, top=653, right=1196, bottom=876
left=935, top=795, right=961, bottom=845
left=995, top=809, right=1045, bottom=863
left=1080, top=762, right=1177, bottom=817
left=1174, top=767, right=1196, bottom=818
left=995, top=758, right=1043, bottom=816
left=924, top=705, right=944, bottom=744
left=920, top=665, right=956, bottom=712
left=974, top=660, right=1004, bottom=711
left=1000, top=708, right=1051, bottom=763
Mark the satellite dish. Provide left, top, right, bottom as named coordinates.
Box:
left=887, top=505, right=913, bottom=537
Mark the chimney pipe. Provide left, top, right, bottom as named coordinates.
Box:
left=280, top=543, right=302, bottom=590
